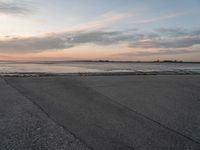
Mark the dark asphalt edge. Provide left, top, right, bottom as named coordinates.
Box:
left=77, top=77, right=200, bottom=145
left=1, top=77, right=94, bottom=150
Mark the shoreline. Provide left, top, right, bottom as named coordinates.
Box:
left=1, top=60, right=200, bottom=64
left=1, top=70, right=200, bottom=77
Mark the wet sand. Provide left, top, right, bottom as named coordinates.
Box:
left=1, top=75, right=200, bottom=150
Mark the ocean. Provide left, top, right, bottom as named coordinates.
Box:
left=0, top=61, right=200, bottom=75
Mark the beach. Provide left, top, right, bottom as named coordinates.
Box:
left=0, top=75, right=200, bottom=150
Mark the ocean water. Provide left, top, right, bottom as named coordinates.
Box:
left=0, top=61, right=200, bottom=75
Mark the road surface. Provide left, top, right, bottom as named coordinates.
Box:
left=1, top=75, right=200, bottom=150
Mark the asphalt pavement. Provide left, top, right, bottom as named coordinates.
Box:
left=1, top=75, right=200, bottom=150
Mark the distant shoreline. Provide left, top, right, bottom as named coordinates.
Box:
left=0, top=60, right=200, bottom=64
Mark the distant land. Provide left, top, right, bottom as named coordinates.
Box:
left=0, top=60, right=200, bottom=64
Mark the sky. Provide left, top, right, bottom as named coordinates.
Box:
left=0, top=0, right=200, bottom=61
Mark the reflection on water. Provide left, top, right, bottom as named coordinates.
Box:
left=0, top=62, right=200, bottom=74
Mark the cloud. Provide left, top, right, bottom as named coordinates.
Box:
left=128, top=29, right=200, bottom=49
left=67, top=11, right=132, bottom=31
left=129, top=37, right=200, bottom=49
left=155, top=28, right=187, bottom=37
left=0, top=0, right=32, bottom=15
left=0, top=26, right=200, bottom=55
left=131, top=12, right=188, bottom=24
left=118, top=48, right=200, bottom=57
left=33, top=19, right=48, bottom=25
left=0, top=30, right=131, bottom=53
left=0, top=11, right=134, bottom=53
left=115, top=28, right=200, bottom=57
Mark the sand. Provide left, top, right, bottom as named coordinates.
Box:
left=0, top=75, right=200, bottom=150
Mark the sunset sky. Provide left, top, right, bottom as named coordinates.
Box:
left=0, top=0, right=200, bottom=61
